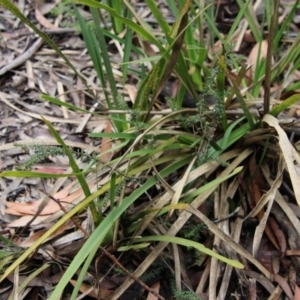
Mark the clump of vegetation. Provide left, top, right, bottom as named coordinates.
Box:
left=0, top=0, right=300, bottom=299
left=14, top=143, right=72, bottom=170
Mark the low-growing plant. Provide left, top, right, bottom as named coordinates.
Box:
left=1, top=0, right=300, bottom=298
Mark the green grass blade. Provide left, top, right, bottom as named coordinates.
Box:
left=70, top=244, right=98, bottom=300
left=110, top=172, right=117, bottom=211
left=41, top=95, right=91, bottom=114
left=269, top=94, right=300, bottom=117
left=145, top=0, right=171, bottom=37
left=216, top=52, right=227, bottom=130
left=272, top=31, right=300, bottom=82
left=90, top=10, right=117, bottom=104
left=224, top=0, right=252, bottom=44
left=0, top=180, right=115, bottom=283
left=0, top=155, right=190, bottom=283
left=73, top=5, right=108, bottom=101
left=91, top=8, right=125, bottom=132
left=74, top=3, right=127, bottom=131
left=134, top=59, right=166, bottom=111
left=48, top=156, right=190, bottom=299
left=75, top=0, right=163, bottom=50
left=17, top=264, right=50, bottom=295
left=285, top=81, right=300, bottom=92
left=124, top=235, right=243, bottom=269
left=182, top=167, right=243, bottom=203
left=42, top=117, right=90, bottom=197
left=0, top=235, right=17, bottom=247
left=202, top=8, right=224, bottom=43
left=106, top=0, right=124, bottom=33
left=231, top=80, right=255, bottom=128
left=273, top=0, right=299, bottom=49
left=49, top=219, right=112, bottom=300
left=122, top=25, right=133, bottom=85
left=164, top=0, right=179, bottom=17
left=235, top=0, right=261, bottom=42
left=209, top=119, right=252, bottom=159
left=89, top=132, right=138, bottom=139
left=0, top=171, right=87, bottom=178
left=251, top=59, right=266, bottom=98
left=73, top=4, right=113, bottom=112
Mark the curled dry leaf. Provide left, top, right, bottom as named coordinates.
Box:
left=124, top=84, right=138, bottom=104
left=146, top=281, right=160, bottom=300
left=247, top=40, right=270, bottom=82
left=5, top=181, right=85, bottom=217
left=99, top=121, right=115, bottom=163
left=268, top=216, right=287, bottom=254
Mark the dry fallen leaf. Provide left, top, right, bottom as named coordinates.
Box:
left=293, top=281, right=300, bottom=300
left=124, top=84, right=138, bottom=104
left=70, top=280, right=114, bottom=299
left=35, top=2, right=57, bottom=29
left=18, top=219, right=74, bottom=247
left=247, top=40, right=269, bottom=82
left=99, top=121, right=115, bottom=163
left=146, top=281, right=160, bottom=300
left=5, top=181, right=83, bottom=216
left=8, top=215, right=48, bottom=227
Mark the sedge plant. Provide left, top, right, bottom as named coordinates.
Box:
left=0, top=0, right=300, bottom=298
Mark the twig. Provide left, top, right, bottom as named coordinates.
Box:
left=0, top=38, right=43, bottom=76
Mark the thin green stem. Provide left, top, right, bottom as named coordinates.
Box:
left=264, top=0, right=279, bottom=115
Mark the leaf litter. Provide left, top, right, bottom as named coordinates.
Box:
left=0, top=0, right=300, bottom=299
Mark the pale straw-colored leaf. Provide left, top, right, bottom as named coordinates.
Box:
left=263, top=114, right=300, bottom=206
left=168, top=156, right=196, bottom=217
left=251, top=156, right=284, bottom=257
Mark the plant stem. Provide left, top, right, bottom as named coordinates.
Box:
left=264, top=0, right=279, bottom=115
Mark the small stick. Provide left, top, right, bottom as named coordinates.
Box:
left=0, top=38, right=43, bottom=76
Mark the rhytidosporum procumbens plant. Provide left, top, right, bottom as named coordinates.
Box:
left=1, top=0, right=300, bottom=298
